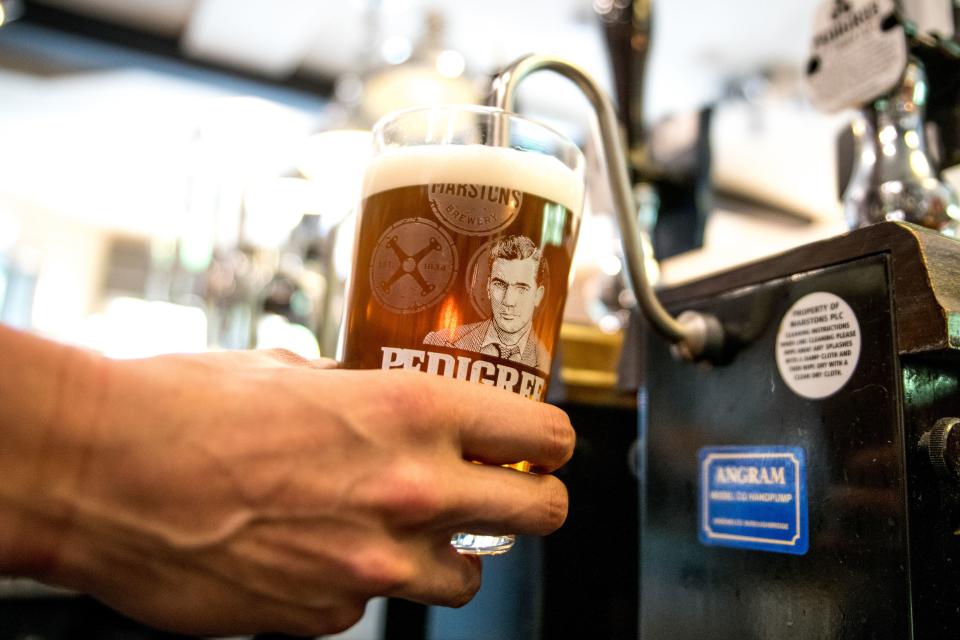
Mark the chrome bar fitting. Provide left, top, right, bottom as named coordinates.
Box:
left=490, top=53, right=724, bottom=361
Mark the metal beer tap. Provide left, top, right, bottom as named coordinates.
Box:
left=490, top=55, right=724, bottom=363
left=844, top=55, right=960, bottom=233
left=596, top=0, right=653, bottom=177
left=909, top=22, right=960, bottom=191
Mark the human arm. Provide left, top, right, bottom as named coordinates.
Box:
left=0, top=325, right=574, bottom=636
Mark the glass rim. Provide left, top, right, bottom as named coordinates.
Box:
left=370, top=103, right=581, bottom=154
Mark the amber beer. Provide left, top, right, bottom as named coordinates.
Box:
left=339, top=106, right=585, bottom=554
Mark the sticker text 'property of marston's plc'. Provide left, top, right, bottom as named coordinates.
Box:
left=776, top=292, right=862, bottom=399
left=780, top=306, right=854, bottom=379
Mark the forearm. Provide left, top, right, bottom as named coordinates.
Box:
left=0, top=324, right=106, bottom=578
left=0, top=330, right=574, bottom=635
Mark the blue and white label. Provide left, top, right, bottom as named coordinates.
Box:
left=699, top=446, right=808, bottom=555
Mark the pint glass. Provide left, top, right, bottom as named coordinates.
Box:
left=339, top=105, right=585, bottom=554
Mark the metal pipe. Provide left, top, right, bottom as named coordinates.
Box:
left=490, top=54, right=723, bottom=360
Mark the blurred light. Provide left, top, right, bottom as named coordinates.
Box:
left=598, top=313, right=622, bottom=334
left=14, top=243, right=41, bottom=278
left=599, top=253, right=622, bottom=276
left=642, top=245, right=660, bottom=287
left=850, top=117, right=867, bottom=137
left=435, top=50, right=466, bottom=78
left=290, top=289, right=312, bottom=318
left=334, top=73, right=364, bottom=104
left=382, top=0, right=414, bottom=15
left=333, top=211, right=358, bottom=282
left=618, top=287, right=637, bottom=309
left=882, top=143, right=897, bottom=158
left=593, top=0, right=614, bottom=15
left=910, top=150, right=932, bottom=176
left=361, top=65, right=479, bottom=119
left=183, top=0, right=330, bottom=77
left=296, top=130, right=372, bottom=229
left=255, top=314, right=321, bottom=358
left=0, top=211, right=21, bottom=254
left=572, top=211, right=617, bottom=269
left=409, top=74, right=445, bottom=102
left=878, top=124, right=897, bottom=145
left=904, top=130, right=920, bottom=149
left=179, top=230, right=214, bottom=273
left=297, top=130, right=372, bottom=182
left=381, top=35, right=413, bottom=65
left=913, top=78, right=927, bottom=106
left=151, top=237, right=178, bottom=270
left=193, top=96, right=316, bottom=177
left=83, top=298, right=207, bottom=359
left=947, top=204, right=960, bottom=226
left=741, top=76, right=768, bottom=103
left=243, top=177, right=317, bottom=249
left=0, top=0, right=24, bottom=27
left=881, top=182, right=903, bottom=195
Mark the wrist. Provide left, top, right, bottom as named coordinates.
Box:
left=0, top=326, right=110, bottom=580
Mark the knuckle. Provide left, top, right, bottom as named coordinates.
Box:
left=376, top=372, right=436, bottom=435
left=335, top=603, right=367, bottom=631
left=540, top=408, right=575, bottom=466
left=541, top=479, right=569, bottom=532
left=448, top=563, right=482, bottom=608
left=296, top=602, right=366, bottom=635
left=345, top=546, right=416, bottom=595
left=378, top=459, right=446, bottom=523
left=264, top=347, right=308, bottom=365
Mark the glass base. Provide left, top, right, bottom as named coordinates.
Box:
left=451, top=532, right=515, bottom=555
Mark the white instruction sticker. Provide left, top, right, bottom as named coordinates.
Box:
left=776, top=292, right=862, bottom=399
left=804, top=0, right=907, bottom=112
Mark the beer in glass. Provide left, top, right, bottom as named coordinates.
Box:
left=340, top=105, right=584, bottom=554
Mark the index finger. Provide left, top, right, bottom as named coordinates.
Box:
left=414, top=372, right=576, bottom=472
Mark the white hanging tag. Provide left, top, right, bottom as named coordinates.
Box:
left=804, top=0, right=908, bottom=112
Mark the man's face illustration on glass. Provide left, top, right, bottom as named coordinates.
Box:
left=487, top=257, right=544, bottom=336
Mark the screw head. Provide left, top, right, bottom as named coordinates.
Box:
left=920, top=418, right=960, bottom=482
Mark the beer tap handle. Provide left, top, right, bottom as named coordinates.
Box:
left=906, top=28, right=960, bottom=169
left=490, top=54, right=724, bottom=363
left=955, top=0, right=960, bottom=40
left=597, top=0, right=653, bottom=175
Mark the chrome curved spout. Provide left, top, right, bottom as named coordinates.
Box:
left=490, top=54, right=723, bottom=362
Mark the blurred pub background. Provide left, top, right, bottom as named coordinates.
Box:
left=1, top=1, right=956, bottom=639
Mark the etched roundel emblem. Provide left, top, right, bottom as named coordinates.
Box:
left=370, top=218, right=458, bottom=314
left=428, top=183, right=523, bottom=236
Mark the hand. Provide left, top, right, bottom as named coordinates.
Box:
left=5, top=344, right=574, bottom=636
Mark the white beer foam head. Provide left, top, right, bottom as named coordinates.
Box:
left=361, top=144, right=584, bottom=214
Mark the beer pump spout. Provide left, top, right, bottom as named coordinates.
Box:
left=490, top=54, right=725, bottom=363
left=844, top=56, right=960, bottom=233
